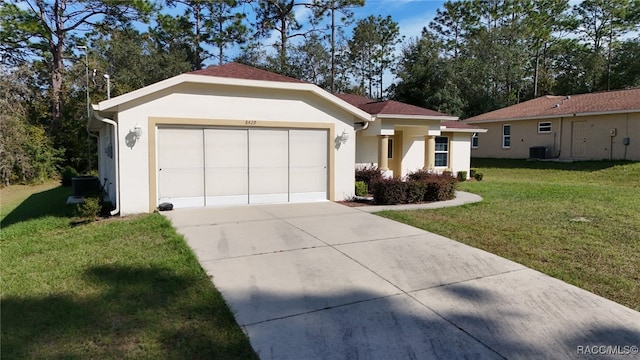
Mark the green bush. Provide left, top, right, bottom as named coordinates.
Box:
left=373, top=178, right=407, bottom=205
left=355, top=165, right=383, bottom=192
left=355, top=181, right=368, bottom=196
left=457, top=171, right=467, bottom=182
left=474, top=172, right=484, bottom=181
left=75, top=196, right=102, bottom=221
left=60, top=166, right=78, bottom=186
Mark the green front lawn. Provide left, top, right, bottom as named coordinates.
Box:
left=1, top=184, right=257, bottom=359
left=378, top=159, right=640, bottom=311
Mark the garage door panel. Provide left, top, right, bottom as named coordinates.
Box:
left=290, top=130, right=327, bottom=201
left=249, top=130, right=289, bottom=203
left=158, top=127, right=328, bottom=208
left=205, top=129, right=249, bottom=205
left=158, top=129, right=204, bottom=208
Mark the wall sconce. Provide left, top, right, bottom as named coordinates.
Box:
left=339, top=129, right=349, bottom=145
left=133, top=126, right=143, bottom=140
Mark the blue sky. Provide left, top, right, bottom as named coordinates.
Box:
left=351, top=0, right=444, bottom=41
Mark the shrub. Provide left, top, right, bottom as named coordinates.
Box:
left=423, top=173, right=458, bottom=201
left=406, top=168, right=432, bottom=181
left=457, top=171, right=467, bottom=182
left=470, top=169, right=477, bottom=178
left=75, top=196, right=101, bottom=221
left=405, top=180, right=427, bottom=203
left=355, top=165, right=384, bottom=192
left=60, top=166, right=78, bottom=186
left=373, top=177, right=407, bottom=205
left=474, top=172, right=484, bottom=181
left=355, top=181, right=368, bottom=196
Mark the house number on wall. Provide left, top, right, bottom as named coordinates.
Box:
left=245, top=120, right=257, bottom=126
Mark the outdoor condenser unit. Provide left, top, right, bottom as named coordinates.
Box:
left=529, top=146, right=548, bottom=159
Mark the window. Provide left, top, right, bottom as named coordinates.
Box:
left=387, top=138, right=394, bottom=159
left=538, top=121, right=552, bottom=133
left=471, top=133, right=479, bottom=148
left=435, top=136, right=448, bottom=167
left=502, top=124, right=511, bottom=148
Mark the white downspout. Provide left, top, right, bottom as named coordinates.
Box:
left=92, top=108, right=120, bottom=216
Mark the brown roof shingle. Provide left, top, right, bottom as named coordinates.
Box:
left=464, top=88, right=640, bottom=122
left=189, top=62, right=305, bottom=83
left=335, top=94, right=451, bottom=117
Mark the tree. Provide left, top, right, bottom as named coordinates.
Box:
left=348, top=15, right=402, bottom=99
left=0, top=0, right=153, bottom=128
left=165, top=0, right=207, bottom=70
left=310, top=0, right=364, bottom=93
left=524, top=0, right=570, bottom=96
left=0, top=66, right=62, bottom=185
left=205, top=0, right=248, bottom=65
left=390, top=30, right=464, bottom=116
left=255, top=0, right=307, bottom=74
left=288, top=32, right=330, bottom=86
left=571, top=0, right=636, bottom=90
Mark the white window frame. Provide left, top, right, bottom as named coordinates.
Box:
left=471, top=132, right=479, bottom=149
left=502, top=124, right=511, bottom=149
left=434, top=136, right=449, bottom=167
left=538, top=121, right=552, bottom=133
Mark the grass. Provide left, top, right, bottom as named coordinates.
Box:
left=1, top=183, right=258, bottom=359
left=377, top=159, right=640, bottom=312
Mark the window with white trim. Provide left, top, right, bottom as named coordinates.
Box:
left=538, top=121, right=552, bottom=133
left=435, top=136, right=449, bottom=167
left=471, top=132, right=479, bottom=148
left=502, top=124, right=511, bottom=148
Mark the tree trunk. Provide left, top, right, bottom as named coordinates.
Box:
left=330, top=6, right=335, bottom=93
left=195, top=4, right=202, bottom=70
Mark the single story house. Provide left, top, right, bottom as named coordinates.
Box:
left=336, top=94, right=486, bottom=178
left=90, top=62, right=483, bottom=215
left=463, top=88, right=640, bottom=161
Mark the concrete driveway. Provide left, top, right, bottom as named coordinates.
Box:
left=164, top=202, right=640, bottom=359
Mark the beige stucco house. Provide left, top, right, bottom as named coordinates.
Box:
left=463, top=88, right=640, bottom=161
left=90, top=63, right=483, bottom=215
left=336, top=94, right=486, bottom=178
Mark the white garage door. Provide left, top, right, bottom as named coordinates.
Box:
left=158, top=128, right=328, bottom=208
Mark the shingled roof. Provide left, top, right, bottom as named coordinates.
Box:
left=189, top=62, right=305, bottom=84
left=334, top=94, right=451, bottom=117
left=464, top=88, right=640, bottom=123
left=334, top=94, right=482, bottom=131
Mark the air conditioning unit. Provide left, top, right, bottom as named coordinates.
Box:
left=529, top=146, right=548, bottom=159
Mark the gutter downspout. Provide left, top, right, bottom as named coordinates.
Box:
left=92, top=109, right=120, bottom=216
left=354, top=119, right=370, bottom=132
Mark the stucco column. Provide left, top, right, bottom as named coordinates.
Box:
left=424, top=135, right=435, bottom=169
left=378, top=135, right=389, bottom=171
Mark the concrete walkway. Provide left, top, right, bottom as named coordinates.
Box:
left=356, top=191, right=483, bottom=212
left=164, top=202, right=640, bottom=360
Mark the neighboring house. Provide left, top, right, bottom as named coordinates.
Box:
left=463, top=88, right=640, bottom=161
left=336, top=94, right=486, bottom=179
left=90, top=63, right=482, bottom=215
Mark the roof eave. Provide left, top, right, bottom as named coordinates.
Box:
left=465, top=108, right=640, bottom=123
left=375, top=114, right=458, bottom=121
left=441, top=127, right=488, bottom=133
left=92, top=74, right=372, bottom=122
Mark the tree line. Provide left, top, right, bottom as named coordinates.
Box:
left=1, top=0, right=639, bottom=185
left=392, top=0, right=640, bottom=117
